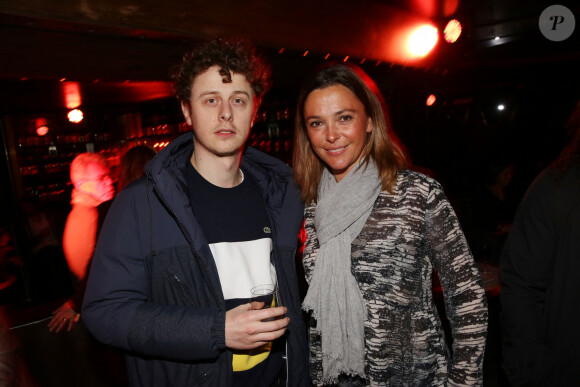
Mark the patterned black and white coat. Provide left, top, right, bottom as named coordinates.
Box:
left=302, top=169, right=488, bottom=386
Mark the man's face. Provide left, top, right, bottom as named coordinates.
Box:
left=181, top=65, right=257, bottom=160
left=75, top=162, right=115, bottom=204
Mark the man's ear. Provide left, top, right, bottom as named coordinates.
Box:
left=181, top=102, right=193, bottom=126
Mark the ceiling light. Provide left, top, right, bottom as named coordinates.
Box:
left=407, top=25, right=438, bottom=58
left=443, top=19, right=462, bottom=43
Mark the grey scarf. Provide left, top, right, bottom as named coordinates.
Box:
left=302, top=160, right=381, bottom=383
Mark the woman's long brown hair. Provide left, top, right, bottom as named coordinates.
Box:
left=292, top=64, right=407, bottom=204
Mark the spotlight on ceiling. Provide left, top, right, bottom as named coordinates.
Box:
left=443, top=19, right=462, bottom=43
left=68, top=108, right=84, bottom=123
left=426, top=94, right=437, bottom=106
left=35, top=118, right=49, bottom=136
left=407, top=25, right=439, bottom=58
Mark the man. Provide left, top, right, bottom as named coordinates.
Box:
left=500, top=99, right=580, bottom=386
left=49, top=152, right=115, bottom=333
left=82, top=38, right=310, bottom=386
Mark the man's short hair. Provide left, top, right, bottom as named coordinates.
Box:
left=70, top=152, right=109, bottom=185
left=171, top=37, right=271, bottom=105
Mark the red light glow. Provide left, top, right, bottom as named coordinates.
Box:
left=153, top=142, right=170, bottom=149
left=409, top=0, right=459, bottom=18
left=35, top=118, right=47, bottom=128
left=407, top=25, right=438, bottom=57
left=444, top=19, right=462, bottom=43
left=62, top=81, right=82, bottom=109
left=35, top=118, right=49, bottom=135
left=68, top=109, right=84, bottom=123
left=426, top=94, right=437, bottom=106
left=36, top=126, right=49, bottom=136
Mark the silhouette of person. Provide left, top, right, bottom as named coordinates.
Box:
left=117, top=145, right=156, bottom=192
left=500, top=98, right=580, bottom=385
left=49, top=152, right=114, bottom=332
left=467, top=155, right=519, bottom=263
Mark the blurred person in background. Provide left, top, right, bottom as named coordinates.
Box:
left=48, top=152, right=114, bottom=333
left=0, top=307, right=36, bottom=386
left=117, top=145, right=157, bottom=192
left=466, top=154, right=519, bottom=264
left=50, top=145, right=156, bottom=332
left=500, top=98, right=580, bottom=386
left=47, top=152, right=129, bottom=386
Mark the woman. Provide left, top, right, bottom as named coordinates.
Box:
left=293, top=64, right=488, bottom=386
left=117, top=144, right=157, bottom=192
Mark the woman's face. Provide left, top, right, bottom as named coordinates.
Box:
left=304, top=84, right=372, bottom=182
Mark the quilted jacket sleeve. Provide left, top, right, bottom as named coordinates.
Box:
left=82, top=184, right=226, bottom=362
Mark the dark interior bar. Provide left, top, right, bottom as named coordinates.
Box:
left=1, top=1, right=579, bottom=386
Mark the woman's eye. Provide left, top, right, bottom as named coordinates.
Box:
left=339, top=114, right=353, bottom=122
left=308, top=120, right=323, bottom=128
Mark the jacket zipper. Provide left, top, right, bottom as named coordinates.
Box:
left=150, top=177, right=233, bottom=381
left=150, top=178, right=224, bottom=301
left=265, top=209, right=294, bottom=387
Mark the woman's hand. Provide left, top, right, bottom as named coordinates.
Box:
left=48, top=300, right=80, bottom=333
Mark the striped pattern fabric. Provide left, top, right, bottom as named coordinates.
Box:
left=302, top=169, right=488, bottom=386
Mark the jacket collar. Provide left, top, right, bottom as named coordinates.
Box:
left=146, top=133, right=292, bottom=209
left=145, top=132, right=302, bottom=249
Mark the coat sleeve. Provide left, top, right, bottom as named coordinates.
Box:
left=499, top=174, right=555, bottom=385
left=81, top=186, right=226, bottom=362
left=426, top=181, right=488, bottom=386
